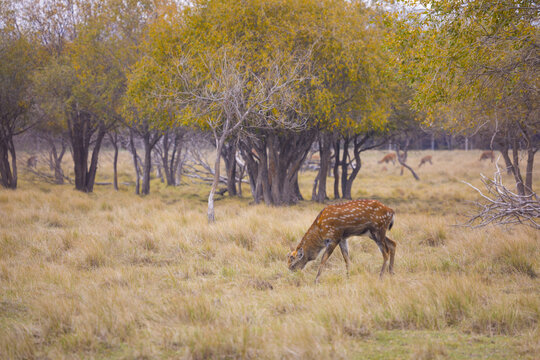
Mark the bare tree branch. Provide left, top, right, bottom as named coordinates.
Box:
left=461, top=161, right=540, bottom=229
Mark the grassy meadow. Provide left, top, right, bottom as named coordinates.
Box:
left=0, top=149, right=539, bottom=359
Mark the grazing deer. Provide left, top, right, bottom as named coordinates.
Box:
left=27, top=155, right=37, bottom=169
left=378, top=153, right=396, bottom=165
left=418, top=155, right=432, bottom=167
left=287, top=199, right=396, bottom=283
left=479, top=150, right=494, bottom=162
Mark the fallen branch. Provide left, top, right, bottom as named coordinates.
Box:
left=461, top=162, right=540, bottom=229
left=25, top=168, right=73, bottom=185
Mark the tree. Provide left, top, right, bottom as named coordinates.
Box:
left=0, top=1, right=35, bottom=189
left=170, top=48, right=308, bottom=220
left=28, top=0, right=156, bottom=193
left=397, top=0, right=539, bottom=194
left=137, top=0, right=396, bottom=212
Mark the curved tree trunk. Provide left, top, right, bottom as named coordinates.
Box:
left=499, top=142, right=514, bottom=175
left=395, top=140, right=419, bottom=181
left=48, top=138, right=67, bottom=185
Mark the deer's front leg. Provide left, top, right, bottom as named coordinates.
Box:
left=315, top=240, right=337, bottom=284
left=339, top=239, right=351, bottom=278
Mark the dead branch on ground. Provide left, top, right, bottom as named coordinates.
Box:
left=462, top=162, right=539, bottom=229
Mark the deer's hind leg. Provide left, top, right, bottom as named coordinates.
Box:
left=339, top=239, right=351, bottom=278
left=385, top=236, right=397, bottom=275
left=370, top=230, right=389, bottom=279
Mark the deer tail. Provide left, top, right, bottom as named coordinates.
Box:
left=388, top=213, right=395, bottom=231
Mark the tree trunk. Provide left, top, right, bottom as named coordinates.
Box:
left=69, top=113, right=106, bottom=193
left=338, top=134, right=371, bottom=200
left=343, top=139, right=365, bottom=200
left=129, top=129, right=141, bottom=195
left=340, top=137, right=350, bottom=199
left=511, top=138, right=526, bottom=196
left=0, top=137, right=16, bottom=189
left=525, top=147, right=536, bottom=195
left=157, top=130, right=185, bottom=186
left=237, top=163, right=245, bottom=197
left=500, top=142, right=514, bottom=175
left=239, top=140, right=259, bottom=201
left=208, top=140, right=224, bottom=223
left=242, top=131, right=313, bottom=205
left=268, top=135, right=281, bottom=204
left=175, top=143, right=185, bottom=186
left=293, top=172, right=303, bottom=201
left=333, top=139, right=340, bottom=199
left=395, top=147, right=419, bottom=181
left=315, top=133, right=332, bottom=203
left=85, top=124, right=106, bottom=193
left=222, top=141, right=238, bottom=196
left=258, top=142, right=272, bottom=205
left=48, top=138, right=67, bottom=185
left=71, top=120, right=88, bottom=192
left=8, top=138, right=17, bottom=188
left=141, top=134, right=152, bottom=195
left=160, top=132, right=171, bottom=185
left=111, top=137, right=118, bottom=190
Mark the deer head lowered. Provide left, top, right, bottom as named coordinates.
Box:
left=287, top=199, right=396, bottom=283
left=378, top=153, right=396, bottom=165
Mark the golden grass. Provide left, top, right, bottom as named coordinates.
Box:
left=0, top=150, right=538, bottom=359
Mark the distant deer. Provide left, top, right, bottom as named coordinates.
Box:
left=27, top=155, right=37, bottom=169
left=378, top=153, right=396, bottom=165
left=479, top=150, right=494, bottom=163
left=418, top=155, right=432, bottom=167
left=287, top=199, right=396, bottom=283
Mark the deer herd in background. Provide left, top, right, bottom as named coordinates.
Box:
left=376, top=150, right=496, bottom=170
left=24, top=150, right=498, bottom=175
left=377, top=153, right=432, bottom=169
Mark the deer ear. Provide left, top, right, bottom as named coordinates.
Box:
left=297, top=248, right=304, bottom=259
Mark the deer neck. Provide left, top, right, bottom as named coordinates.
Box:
left=297, top=224, right=325, bottom=261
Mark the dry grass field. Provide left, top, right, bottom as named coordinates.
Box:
left=1, top=149, right=539, bottom=359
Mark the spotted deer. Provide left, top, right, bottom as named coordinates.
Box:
left=479, top=150, right=494, bottom=162
left=418, top=155, right=432, bottom=167
left=287, top=199, right=396, bottom=283
left=378, top=153, right=396, bottom=165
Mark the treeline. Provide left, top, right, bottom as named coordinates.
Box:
left=1, top=0, right=537, bottom=220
